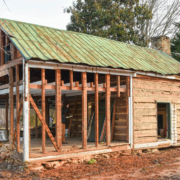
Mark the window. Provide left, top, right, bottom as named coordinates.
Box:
left=157, top=103, right=171, bottom=140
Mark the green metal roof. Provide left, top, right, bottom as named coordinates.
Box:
left=0, top=18, right=180, bottom=75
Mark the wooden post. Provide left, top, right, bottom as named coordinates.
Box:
left=23, top=60, right=29, bottom=162
left=16, top=65, right=20, bottom=152
left=82, top=72, right=87, bottom=149
left=35, top=98, right=38, bottom=139
left=46, top=97, right=49, bottom=127
left=28, top=68, right=30, bottom=154
left=41, top=69, right=46, bottom=153
left=0, top=30, right=4, bottom=65
left=5, top=97, right=8, bottom=135
left=126, top=76, right=130, bottom=143
left=70, top=70, right=73, bottom=90
left=9, top=68, right=14, bottom=144
left=55, top=69, right=62, bottom=150
left=117, top=76, right=120, bottom=97
left=95, top=73, right=99, bottom=147
left=105, top=74, right=110, bottom=146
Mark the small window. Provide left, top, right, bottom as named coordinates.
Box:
left=157, top=103, right=171, bottom=140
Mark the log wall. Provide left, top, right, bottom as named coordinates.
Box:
left=114, top=94, right=128, bottom=141
left=133, top=75, right=180, bottom=144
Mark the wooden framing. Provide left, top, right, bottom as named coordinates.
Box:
left=9, top=67, right=14, bottom=143
left=16, top=65, right=20, bottom=152
left=0, top=30, right=5, bottom=65
left=70, top=70, right=73, bottom=90
left=82, top=72, right=87, bottom=149
left=95, top=73, right=99, bottom=147
left=55, top=69, right=62, bottom=150
left=41, top=69, right=46, bottom=153
left=29, top=95, right=60, bottom=152
left=117, top=76, right=120, bottom=97
left=105, top=74, right=110, bottom=146
left=5, top=96, right=8, bottom=133
left=35, top=98, right=38, bottom=139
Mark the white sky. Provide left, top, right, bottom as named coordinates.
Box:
left=0, top=0, right=74, bottom=30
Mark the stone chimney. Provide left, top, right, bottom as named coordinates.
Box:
left=151, top=36, right=171, bottom=56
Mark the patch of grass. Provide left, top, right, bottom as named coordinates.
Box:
left=142, top=168, right=147, bottom=171
left=88, top=159, right=97, bottom=165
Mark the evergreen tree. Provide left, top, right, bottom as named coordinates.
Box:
left=65, top=0, right=152, bottom=46
left=171, top=23, right=180, bottom=62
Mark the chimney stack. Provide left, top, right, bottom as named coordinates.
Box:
left=151, top=36, right=171, bottom=56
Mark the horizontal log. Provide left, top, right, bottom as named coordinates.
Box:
left=134, top=130, right=157, bottom=137
left=134, top=137, right=157, bottom=144
left=133, top=97, right=180, bottom=103
left=115, top=120, right=127, bottom=126
left=115, top=114, right=127, bottom=120
left=114, top=135, right=127, bottom=141
left=134, top=109, right=157, bottom=116
left=133, top=103, right=156, bottom=109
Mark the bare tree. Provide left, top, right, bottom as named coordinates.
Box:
left=140, top=0, right=180, bottom=43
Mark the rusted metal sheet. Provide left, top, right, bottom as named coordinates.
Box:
left=0, top=18, right=180, bottom=75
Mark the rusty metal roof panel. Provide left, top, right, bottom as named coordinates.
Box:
left=0, top=18, right=180, bottom=75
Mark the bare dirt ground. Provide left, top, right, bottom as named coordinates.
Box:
left=1, top=147, right=180, bottom=179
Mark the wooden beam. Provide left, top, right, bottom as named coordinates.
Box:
left=9, top=68, right=14, bottom=143
left=13, top=98, right=23, bottom=148
left=117, top=76, right=120, bottom=97
left=95, top=73, right=99, bottom=147
left=70, top=70, right=73, bottom=90
left=16, top=65, right=20, bottom=152
left=105, top=74, right=110, bottom=146
left=28, top=68, right=30, bottom=155
left=29, top=95, right=60, bottom=152
left=35, top=98, right=38, bottom=139
left=41, top=69, right=46, bottom=153
left=126, top=76, right=130, bottom=143
left=5, top=97, right=8, bottom=135
left=111, top=99, right=117, bottom=141
left=55, top=69, right=62, bottom=150
left=82, top=72, right=87, bottom=149
left=0, top=30, right=5, bottom=65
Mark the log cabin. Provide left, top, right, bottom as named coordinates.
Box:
left=0, top=18, right=180, bottom=162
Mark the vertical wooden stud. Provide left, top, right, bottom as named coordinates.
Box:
left=28, top=68, right=30, bottom=154
left=0, top=30, right=4, bottom=65
left=95, top=73, right=99, bottom=147
left=41, top=69, right=46, bottom=153
left=35, top=98, right=38, bottom=139
left=5, top=96, right=8, bottom=136
left=126, top=76, right=130, bottom=142
left=117, top=76, right=120, bottom=97
left=82, top=72, right=87, bottom=149
left=70, top=70, right=73, bottom=90
left=105, top=74, right=110, bottom=146
left=9, top=68, right=14, bottom=144
left=16, top=65, right=20, bottom=152
left=55, top=69, right=62, bottom=150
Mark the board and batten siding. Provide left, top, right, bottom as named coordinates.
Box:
left=133, top=75, right=180, bottom=145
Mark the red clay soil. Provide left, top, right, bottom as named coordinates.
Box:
left=1, top=147, right=180, bottom=179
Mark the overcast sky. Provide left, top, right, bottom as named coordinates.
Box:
left=0, top=0, right=74, bottom=30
